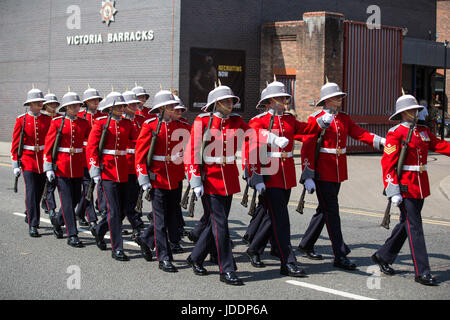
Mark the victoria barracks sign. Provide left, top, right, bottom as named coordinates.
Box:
left=65, top=1, right=155, bottom=46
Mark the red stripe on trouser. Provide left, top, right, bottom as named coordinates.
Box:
left=265, top=193, right=286, bottom=265
left=23, top=170, right=30, bottom=225
left=101, top=182, right=115, bottom=251
left=316, top=184, right=338, bottom=257
left=152, top=203, right=159, bottom=261
left=204, top=197, right=223, bottom=274
left=402, top=204, right=420, bottom=277
left=56, top=180, right=70, bottom=237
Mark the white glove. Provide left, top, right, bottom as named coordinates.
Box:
left=380, top=138, right=386, bottom=147
left=142, top=182, right=152, bottom=191
left=304, top=178, right=316, bottom=194
left=93, top=176, right=101, bottom=184
left=321, top=112, right=335, bottom=124
left=13, top=168, right=21, bottom=177
left=255, top=182, right=266, bottom=195
left=194, top=185, right=204, bottom=198
left=391, top=194, right=403, bottom=207
left=46, top=170, right=55, bottom=182
left=267, top=132, right=289, bottom=149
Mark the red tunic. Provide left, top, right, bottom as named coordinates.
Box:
left=382, top=123, right=450, bottom=199
left=301, top=110, right=382, bottom=183
left=185, top=113, right=268, bottom=196
left=11, top=113, right=51, bottom=174
left=124, top=114, right=145, bottom=175
left=135, top=118, right=191, bottom=190
left=248, top=111, right=323, bottom=189
left=43, top=116, right=90, bottom=178
left=86, top=116, right=138, bottom=183
left=77, top=110, right=104, bottom=168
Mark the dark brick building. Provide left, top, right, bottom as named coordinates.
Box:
left=0, top=0, right=445, bottom=143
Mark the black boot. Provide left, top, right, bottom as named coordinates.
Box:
left=67, top=236, right=84, bottom=248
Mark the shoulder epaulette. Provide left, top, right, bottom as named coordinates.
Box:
left=229, top=113, right=242, bottom=118
left=17, top=113, right=26, bottom=119
left=97, top=116, right=107, bottom=121
left=144, top=117, right=157, bottom=124
left=252, top=112, right=268, bottom=120
left=283, top=111, right=296, bottom=117
left=197, top=113, right=210, bottom=118
left=310, top=110, right=322, bottom=117
left=52, top=116, right=64, bottom=121
left=388, top=124, right=401, bottom=133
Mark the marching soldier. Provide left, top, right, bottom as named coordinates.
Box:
left=44, top=91, right=89, bottom=247
left=122, top=90, right=145, bottom=239
left=135, top=89, right=189, bottom=272
left=184, top=84, right=288, bottom=285
left=298, top=81, right=385, bottom=270
left=12, top=87, right=52, bottom=237
left=40, top=92, right=60, bottom=218
left=132, top=84, right=155, bottom=121
left=75, top=86, right=103, bottom=229
left=245, top=80, right=332, bottom=276
left=372, top=94, right=450, bottom=286
left=87, top=91, right=138, bottom=261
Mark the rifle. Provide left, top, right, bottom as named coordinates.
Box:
left=144, top=109, right=166, bottom=202
left=180, top=183, right=191, bottom=209
left=14, top=114, right=27, bottom=193
left=380, top=111, right=418, bottom=229
left=86, top=105, right=114, bottom=202
left=247, top=110, right=276, bottom=216
left=240, top=183, right=249, bottom=208
left=135, top=109, right=166, bottom=210
left=41, top=112, right=67, bottom=200
left=187, top=104, right=216, bottom=217
left=296, top=128, right=327, bottom=214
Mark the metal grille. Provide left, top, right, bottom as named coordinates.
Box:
left=277, top=76, right=296, bottom=110
left=343, top=21, right=403, bottom=152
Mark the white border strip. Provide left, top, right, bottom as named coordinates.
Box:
left=286, top=280, right=376, bottom=300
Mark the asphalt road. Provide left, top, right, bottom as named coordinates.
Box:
left=1, top=163, right=449, bottom=300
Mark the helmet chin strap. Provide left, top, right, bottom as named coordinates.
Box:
left=217, top=100, right=233, bottom=115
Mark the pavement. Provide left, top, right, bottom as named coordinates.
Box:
left=1, top=140, right=450, bottom=301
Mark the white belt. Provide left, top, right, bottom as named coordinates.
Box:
left=126, top=149, right=135, bottom=154
left=267, top=151, right=293, bottom=158
left=320, top=147, right=346, bottom=155
left=403, top=164, right=427, bottom=173
left=152, top=153, right=183, bottom=162
left=204, top=156, right=236, bottom=164
left=102, top=149, right=127, bottom=156
left=23, top=145, right=44, bottom=152
left=58, top=147, right=83, bottom=154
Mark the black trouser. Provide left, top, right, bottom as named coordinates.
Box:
left=41, top=179, right=56, bottom=212
left=376, top=198, right=431, bottom=277
left=55, top=177, right=82, bottom=237
left=141, top=188, right=180, bottom=262
left=191, top=194, right=235, bottom=273
left=23, top=170, right=46, bottom=228
left=248, top=188, right=296, bottom=265
left=124, top=174, right=144, bottom=229
left=94, top=180, right=127, bottom=252
left=299, top=180, right=350, bottom=258
left=97, top=180, right=107, bottom=215
left=75, top=168, right=97, bottom=223
left=244, top=195, right=276, bottom=250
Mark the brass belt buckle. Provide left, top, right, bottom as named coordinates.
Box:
left=70, top=147, right=75, bottom=156
left=419, top=165, right=424, bottom=174
left=281, top=152, right=287, bottom=159
left=115, top=150, right=121, bottom=156
left=165, top=155, right=171, bottom=163
left=336, top=148, right=342, bottom=155
left=34, top=145, right=40, bottom=152
left=222, top=157, right=227, bottom=165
